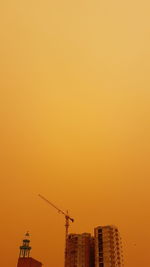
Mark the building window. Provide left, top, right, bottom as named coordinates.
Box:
left=99, top=257, right=103, bottom=262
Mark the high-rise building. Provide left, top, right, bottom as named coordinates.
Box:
left=94, top=226, right=123, bottom=267
left=66, top=233, right=95, bottom=267
left=17, top=232, right=42, bottom=267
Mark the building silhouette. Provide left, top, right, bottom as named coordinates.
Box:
left=17, top=226, right=123, bottom=267
left=94, top=226, right=124, bottom=267
left=66, top=233, right=94, bottom=267
left=17, top=232, right=42, bottom=267
left=66, top=226, right=123, bottom=267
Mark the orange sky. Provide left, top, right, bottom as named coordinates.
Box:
left=0, top=1, right=150, bottom=267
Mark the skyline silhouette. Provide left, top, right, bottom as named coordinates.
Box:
left=1, top=0, right=150, bottom=267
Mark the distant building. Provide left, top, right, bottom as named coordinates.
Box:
left=17, top=232, right=42, bottom=267
left=94, top=226, right=124, bottom=267
left=66, top=233, right=94, bottom=267
left=17, top=258, right=42, bottom=267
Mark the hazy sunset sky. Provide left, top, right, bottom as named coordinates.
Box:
left=0, top=1, right=150, bottom=267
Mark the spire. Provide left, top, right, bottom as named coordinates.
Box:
left=19, top=232, right=32, bottom=258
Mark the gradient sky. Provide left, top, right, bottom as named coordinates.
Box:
left=0, top=1, right=150, bottom=267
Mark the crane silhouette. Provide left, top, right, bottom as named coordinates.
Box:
left=38, top=194, right=74, bottom=267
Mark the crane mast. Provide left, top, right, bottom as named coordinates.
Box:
left=38, top=194, right=74, bottom=267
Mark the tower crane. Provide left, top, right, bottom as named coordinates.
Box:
left=38, top=194, right=74, bottom=267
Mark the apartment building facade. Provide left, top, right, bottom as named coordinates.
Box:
left=66, top=233, right=94, bottom=267
left=94, top=226, right=123, bottom=267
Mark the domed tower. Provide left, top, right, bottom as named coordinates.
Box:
left=17, top=232, right=42, bottom=267
left=19, top=232, right=32, bottom=258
